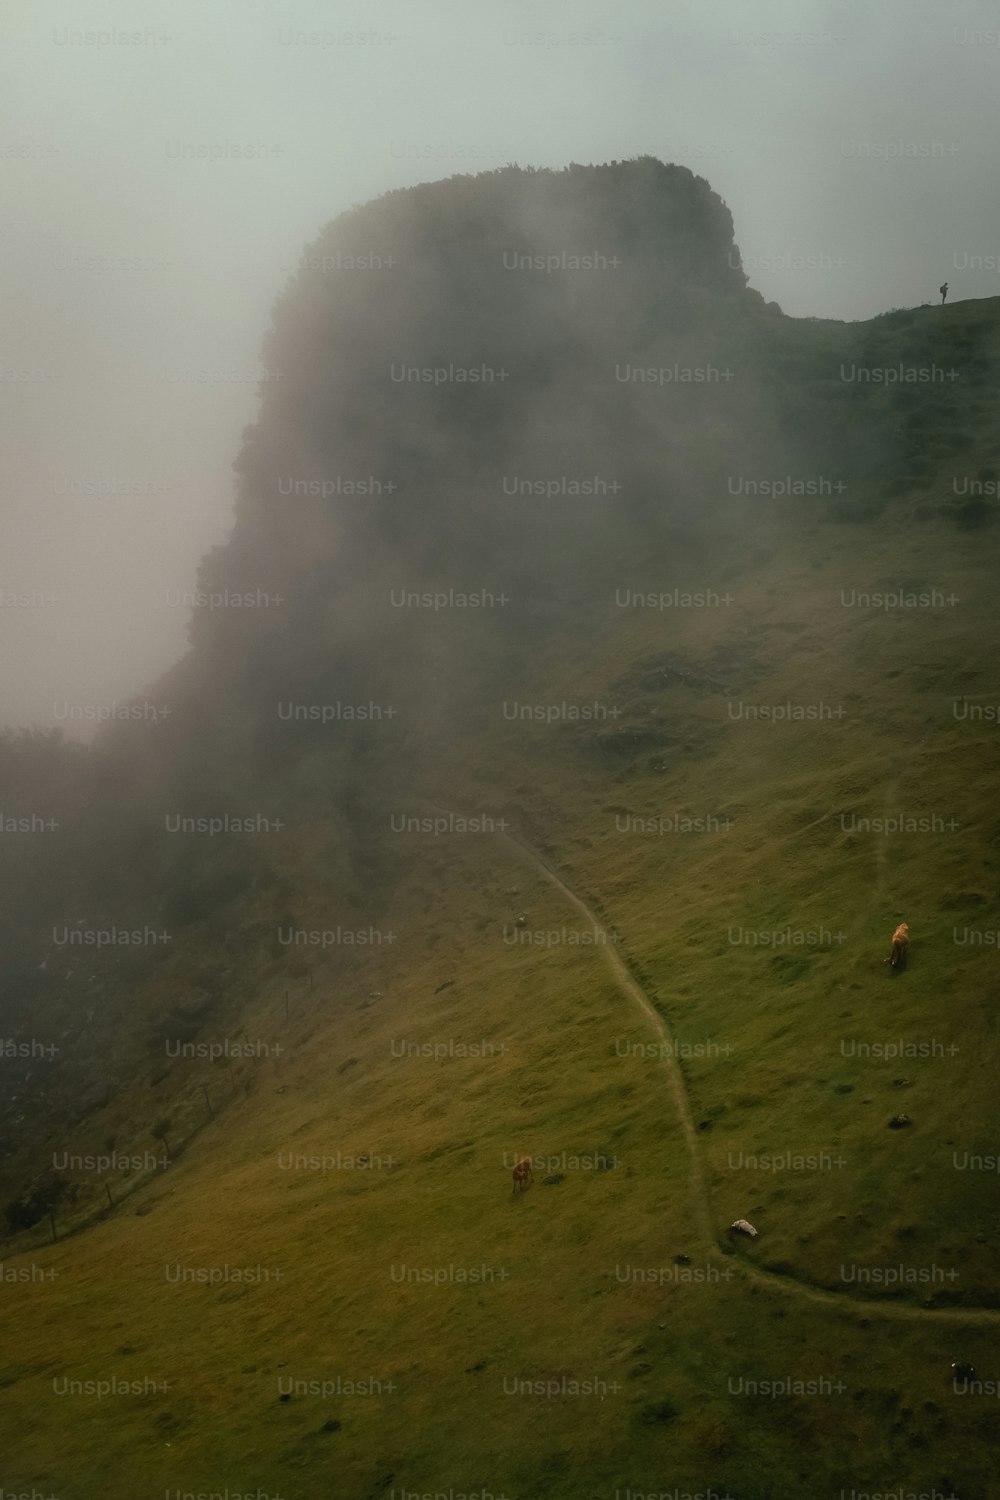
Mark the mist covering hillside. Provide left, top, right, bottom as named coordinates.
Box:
left=4, top=153, right=999, bottom=1211
left=3, top=158, right=1000, bottom=1498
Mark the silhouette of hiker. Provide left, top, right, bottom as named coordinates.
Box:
left=940, top=282, right=949, bottom=304
left=885, top=921, right=909, bottom=971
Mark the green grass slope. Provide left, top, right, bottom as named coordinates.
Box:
left=4, top=289, right=1000, bottom=1497
left=2, top=812, right=995, bottom=1499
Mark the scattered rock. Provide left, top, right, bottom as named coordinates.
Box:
left=542, top=1173, right=565, bottom=1186
left=888, top=1115, right=911, bottom=1129
left=319, top=1418, right=341, bottom=1433
left=636, top=1399, right=679, bottom=1426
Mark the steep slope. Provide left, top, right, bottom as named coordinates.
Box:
left=2, top=159, right=1000, bottom=1498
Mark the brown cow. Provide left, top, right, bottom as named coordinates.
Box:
left=512, top=1156, right=533, bottom=1193
left=885, top=921, right=909, bottom=971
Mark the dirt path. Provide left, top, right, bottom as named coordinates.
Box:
left=494, top=823, right=1000, bottom=1329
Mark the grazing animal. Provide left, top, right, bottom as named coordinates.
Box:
left=512, top=1156, right=533, bottom=1193
left=730, top=1218, right=758, bottom=1237
left=885, top=921, right=909, bottom=971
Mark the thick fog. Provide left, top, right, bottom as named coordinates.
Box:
left=3, top=0, right=998, bottom=729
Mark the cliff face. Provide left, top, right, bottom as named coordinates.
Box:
left=182, top=160, right=765, bottom=716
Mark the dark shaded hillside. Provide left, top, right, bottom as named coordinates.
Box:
left=193, top=158, right=769, bottom=704
left=184, top=159, right=1000, bottom=731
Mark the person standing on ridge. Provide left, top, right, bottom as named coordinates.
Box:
left=940, top=281, right=949, bottom=304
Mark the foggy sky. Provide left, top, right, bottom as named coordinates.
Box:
left=3, top=0, right=998, bottom=730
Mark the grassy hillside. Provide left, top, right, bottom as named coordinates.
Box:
left=5, top=488, right=1000, bottom=1496
left=2, top=162, right=999, bottom=1497
left=3, top=779, right=997, bottom=1500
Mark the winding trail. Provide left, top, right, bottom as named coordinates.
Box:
left=875, top=769, right=903, bottom=908
left=504, top=830, right=1000, bottom=1325
left=455, top=807, right=1000, bottom=1329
